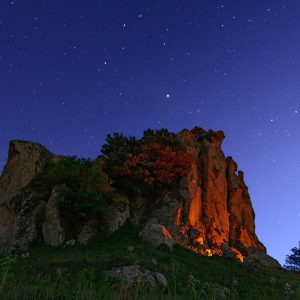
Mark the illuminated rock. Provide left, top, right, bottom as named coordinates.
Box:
left=141, top=223, right=174, bottom=253
left=138, top=127, right=273, bottom=263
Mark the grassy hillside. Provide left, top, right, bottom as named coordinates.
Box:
left=0, top=224, right=299, bottom=300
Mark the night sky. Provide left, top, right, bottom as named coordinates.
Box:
left=1, top=0, right=299, bottom=264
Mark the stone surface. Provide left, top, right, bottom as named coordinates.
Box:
left=134, top=128, right=271, bottom=263
left=65, top=239, right=76, bottom=246
left=42, top=186, right=65, bottom=246
left=127, top=245, right=135, bottom=253
left=0, top=140, right=54, bottom=206
left=77, top=220, right=98, bottom=245
left=130, top=196, right=146, bottom=226
left=105, top=265, right=162, bottom=288
left=106, top=202, right=130, bottom=233
left=10, top=194, right=44, bottom=250
left=0, top=140, right=54, bottom=249
left=141, top=223, right=174, bottom=253
left=244, top=250, right=281, bottom=268
left=143, top=270, right=156, bottom=288
left=0, top=129, right=276, bottom=265
left=155, top=273, right=168, bottom=287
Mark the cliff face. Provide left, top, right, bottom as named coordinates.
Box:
left=0, top=131, right=277, bottom=266
left=0, top=141, right=55, bottom=249
left=141, top=129, right=266, bottom=262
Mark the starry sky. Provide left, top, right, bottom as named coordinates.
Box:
left=0, top=0, right=300, bottom=264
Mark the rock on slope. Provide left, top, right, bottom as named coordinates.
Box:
left=0, top=140, right=126, bottom=250
left=135, top=128, right=279, bottom=266
left=0, top=141, right=55, bottom=249
left=0, top=130, right=280, bottom=267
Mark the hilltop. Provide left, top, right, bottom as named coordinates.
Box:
left=0, top=127, right=299, bottom=299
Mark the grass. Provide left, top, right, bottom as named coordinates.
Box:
left=0, top=224, right=299, bottom=300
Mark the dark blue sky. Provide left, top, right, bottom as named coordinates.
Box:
left=0, top=0, right=299, bottom=264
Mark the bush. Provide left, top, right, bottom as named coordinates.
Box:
left=41, top=157, right=118, bottom=228
left=120, top=143, right=193, bottom=186
left=101, top=129, right=193, bottom=193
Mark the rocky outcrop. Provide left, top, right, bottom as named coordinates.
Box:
left=77, top=220, right=98, bottom=245
left=42, top=186, right=65, bottom=246
left=135, top=128, right=275, bottom=264
left=141, top=223, right=174, bottom=253
left=0, top=140, right=54, bottom=206
left=105, top=265, right=168, bottom=287
left=0, top=141, right=55, bottom=249
left=106, top=201, right=130, bottom=233
left=226, top=157, right=266, bottom=255
left=0, top=130, right=278, bottom=266
left=0, top=140, right=131, bottom=250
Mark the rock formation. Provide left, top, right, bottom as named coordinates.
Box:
left=135, top=128, right=277, bottom=266
left=0, top=141, right=55, bottom=249
left=0, top=129, right=280, bottom=267
left=0, top=140, right=127, bottom=250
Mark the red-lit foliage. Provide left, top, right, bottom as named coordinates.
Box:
left=120, top=143, right=193, bottom=185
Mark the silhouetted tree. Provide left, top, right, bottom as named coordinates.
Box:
left=284, top=242, right=300, bottom=272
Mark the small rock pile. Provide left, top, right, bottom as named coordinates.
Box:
left=105, top=265, right=168, bottom=287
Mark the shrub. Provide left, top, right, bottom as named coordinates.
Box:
left=101, top=129, right=193, bottom=193
left=41, top=157, right=117, bottom=228
left=120, top=143, right=193, bottom=186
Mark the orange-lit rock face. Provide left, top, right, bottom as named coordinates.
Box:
left=169, top=129, right=266, bottom=262
left=187, top=181, right=202, bottom=227
left=194, top=236, right=204, bottom=245
left=175, top=203, right=183, bottom=226
left=231, top=247, right=244, bottom=262
left=137, top=128, right=266, bottom=263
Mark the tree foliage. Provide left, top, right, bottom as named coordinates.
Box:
left=284, top=242, right=300, bottom=272
left=32, top=156, right=121, bottom=229
left=120, top=143, right=193, bottom=185
left=101, top=128, right=194, bottom=191
left=101, top=133, right=140, bottom=178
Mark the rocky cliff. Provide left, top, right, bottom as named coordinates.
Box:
left=0, top=130, right=279, bottom=267
left=138, top=129, right=267, bottom=263
left=0, top=141, right=55, bottom=249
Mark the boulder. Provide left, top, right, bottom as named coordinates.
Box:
left=141, top=223, right=174, bottom=253
left=65, top=239, right=76, bottom=246
left=127, top=245, right=135, bottom=254
left=155, top=273, right=168, bottom=287
left=42, top=186, right=65, bottom=246
left=77, top=220, right=98, bottom=245
left=0, top=140, right=54, bottom=206
left=106, top=201, right=130, bottom=233
left=0, top=140, right=54, bottom=249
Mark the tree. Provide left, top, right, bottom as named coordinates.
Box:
left=32, top=156, right=119, bottom=229
left=284, top=242, right=300, bottom=272
left=101, top=133, right=140, bottom=179
left=120, top=143, right=194, bottom=186
left=101, top=129, right=194, bottom=193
